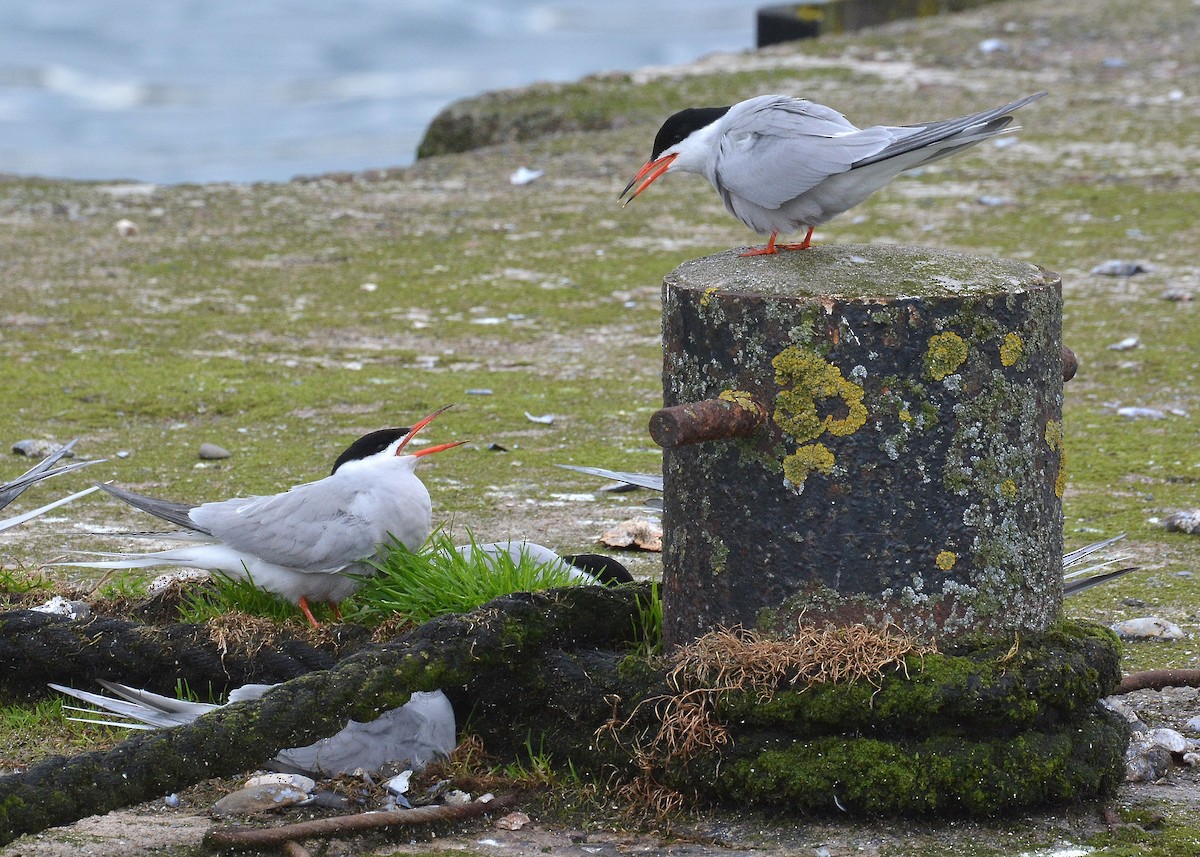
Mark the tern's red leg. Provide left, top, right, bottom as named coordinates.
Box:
left=778, top=227, right=814, bottom=252
left=328, top=601, right=343, bottom=622
left=298, top=596, right=321, bottom=629
left=739, top=232, right=781, bottom=257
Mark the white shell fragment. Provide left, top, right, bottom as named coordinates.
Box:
left=1148, top=728, right=1188, bottom=754
left=1116, top=406, right=1165, bottom=420
left=495, top=811, right=531, bottom=830
left=115, top=218, right=139, bottom=237
left=245, top=773, right=316, bottom=793
left=1111, top=617, right=1186, bottom=641
left=1106, top=336, right=1140, bottom=351
left=524, top=411, right=554, bottom=425
left=30, top=596, right=91, bottom=621
left=510, top=166, right=544, bottom=186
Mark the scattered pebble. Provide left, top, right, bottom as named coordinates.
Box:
left=976, top=195, right=1013, bottom=207
left=211, top=784, right=310, bottom=817
left=1186, top=715, right=1200, bottom=734
left=163, top=794, right=180, bottom=808
left=115, top=218, right=139, bottom=237
left=1164, top=510, right=1200, bottom=535
left=1111, top=617, right=1186, bottom=641
left=1125, top=737, right=1174, bottom=782
left=1116, top=406, right=1165, bottom=420
left=11, top=439, right=66, bottom=458
left=1106, top=336, right=1140, bottom=351
left=600, top=519, right=663, bottom=552
left=510, top=166, right=544, bottom=186
left=198, top=442, right=231, bottom=460
left=1091, top=260, right=1149, bottom=276
left=361, top=282, right=378, bottom=292
left=977, top=37, right=1010, bottom=54
left=444, top=789, right=472, bottom=805
left=1148, top=727, right=1189, bottom=754
left=1161, top=288, right=1194, bottom=302
left=466, top=389, right=493, bottom=396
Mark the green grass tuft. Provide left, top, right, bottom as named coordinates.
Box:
left=349, top=529, right=590, bottom=626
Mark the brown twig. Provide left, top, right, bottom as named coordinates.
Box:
left=1114, top=669, right=1200, bottom=694
left=205, top=793, right=518, bottom=850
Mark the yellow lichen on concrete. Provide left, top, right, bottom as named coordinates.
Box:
left=772, top=346, right=867, bottom=441
left=1000, top=332, right=1024, bottom=367
left=935, top=550, right=957, bottom=570
left=783, top=443, right=836, bottom=485
left=925, top=332, right=968, bottom=381
left=1000, top=479, right=1018, bottom=500
left=1044, top=419, right=1067, bottom=498
left=771, top=346, right=868, bottom=490
left=719, top=388, right=757, bottom=412
left=700, top=286, right=720, bottom=308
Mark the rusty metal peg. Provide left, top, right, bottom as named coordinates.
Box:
left=649, top=396, right=767, bottom=449
left=1062, top=346, right=1078, bottom=382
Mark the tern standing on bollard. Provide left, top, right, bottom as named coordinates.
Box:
left=620, top=92, right=1046, bottom=255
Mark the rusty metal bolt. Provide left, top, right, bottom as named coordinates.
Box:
left=649, top=396, right=767, bottom=449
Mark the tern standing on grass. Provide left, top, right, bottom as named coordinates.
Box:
left=620, top=91, right=1046, bottom=255
left=61, top=406, right=463, bottom=628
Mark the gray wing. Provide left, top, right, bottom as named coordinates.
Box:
left=99, top=482, right=211, bottom=535
left=853, top=92, right=1046, bottom=168
left=189, top=478, right=381, bottom=572
left=0, top=439, right=102, bottom=509
left=557, top=464, right=663, bottom=492
left=272, top=690, right=457, bottom=776
left=711, top=95, right=894, bottom=210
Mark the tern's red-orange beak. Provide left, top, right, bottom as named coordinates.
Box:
left=619, top=153, right=677, bottom=205
left=411, top=439, right=467, bottom=458
left=395, top=404, right=455, bottom=456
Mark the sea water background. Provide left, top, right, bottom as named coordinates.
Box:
left=0, top=1, right=753, bottom=185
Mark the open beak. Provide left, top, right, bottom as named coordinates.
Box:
left=395, top=404, right=456, bottom=456
left=618, top=153, right=677, bottom=206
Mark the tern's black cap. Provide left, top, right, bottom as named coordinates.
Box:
left=331, top=427, right=410, bottom=474
left=650, top=105, right=731, bottom=159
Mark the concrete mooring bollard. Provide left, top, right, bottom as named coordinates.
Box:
left=659, top=244, right=1066, bottom=649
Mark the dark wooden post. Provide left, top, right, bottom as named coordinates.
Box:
left=659, top=245, right=1065, bottom=648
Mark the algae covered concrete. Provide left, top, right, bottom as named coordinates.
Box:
left=659, top=245, right=1065, bottom=645
left=2, top=0, right=1200, bottom=853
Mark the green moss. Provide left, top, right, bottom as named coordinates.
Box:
left=706, top=704, right=1125, bottom=815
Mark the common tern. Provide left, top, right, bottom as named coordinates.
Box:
left=51, top=680, right=456, bottom=777
left=620, top=91, right=1046, bottom=255
left=561, top=465, right=1133, bottom=595
left=61, top=406, right=463, bottom=627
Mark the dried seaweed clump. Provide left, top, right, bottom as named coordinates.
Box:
left=655, top=623, right=932, bottom=762
left=604, top=622, right=931, bottom=816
